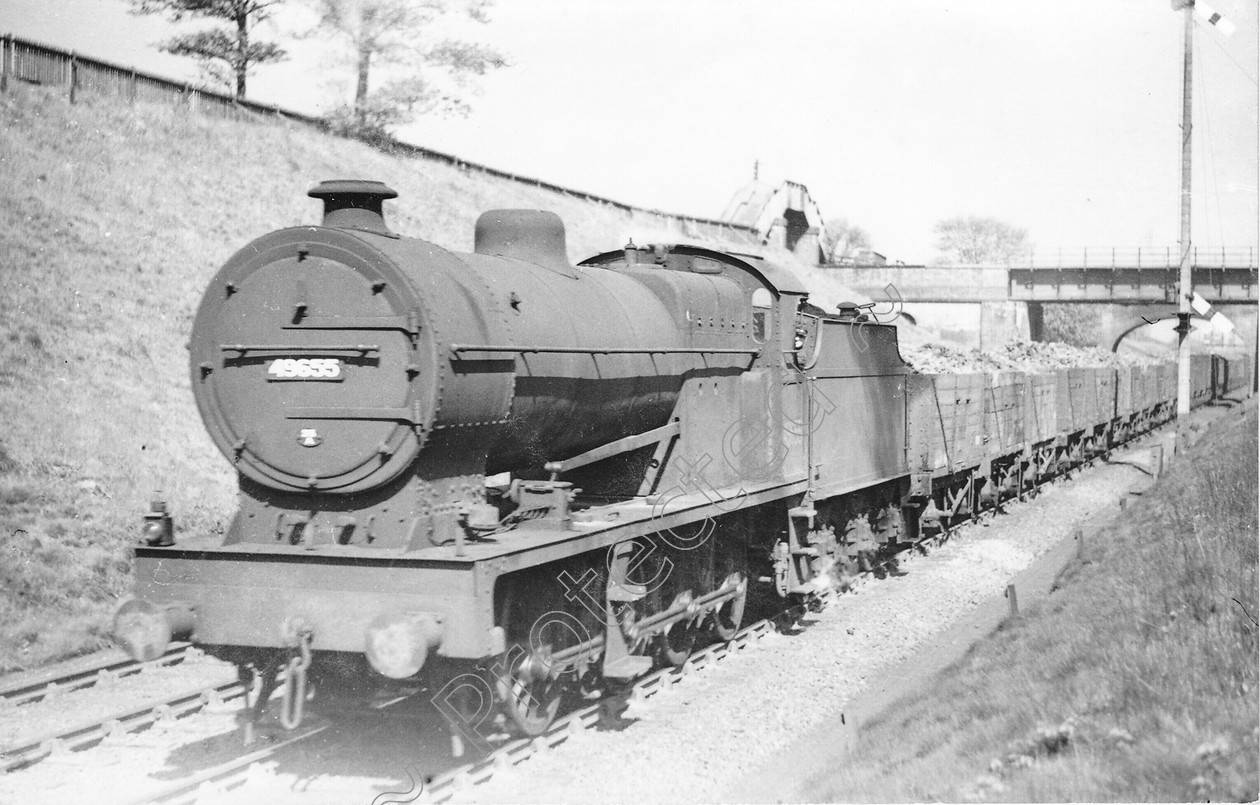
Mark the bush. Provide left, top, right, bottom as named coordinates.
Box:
left=1042, top=304, right=1102, bottom=347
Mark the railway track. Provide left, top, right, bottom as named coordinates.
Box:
left=426, top=438, right=1173, bottom=802
left=129, top=511, right=967, bottom=805
left=0, top=643, right=195, bottom=709
left=422, top=618, right=786, bottom=803
left=121, top=723, right=330, bottom=805
left=105, top=616, right=810, bottom=805
left=0, top=435, right=1174, bottom=804
left=0, top=677, right=248, bottom=773
left=49, top=527, right=906, bottom=805
left=0, top=641, right=260, bottom=783
left=417, top=524, right=953, bottom=804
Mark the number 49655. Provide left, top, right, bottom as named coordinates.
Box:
left=267, top=358, right=342, bottom=380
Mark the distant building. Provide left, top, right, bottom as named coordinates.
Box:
left=855, top=249, right=886, bottom=266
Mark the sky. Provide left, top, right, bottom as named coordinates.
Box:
left=4, top=0, right=1257, bottom=263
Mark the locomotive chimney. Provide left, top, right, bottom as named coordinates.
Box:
left=308, top=179, right=397, bottom=236
left=474, top=209, right=569, bottom=269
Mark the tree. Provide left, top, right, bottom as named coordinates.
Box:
left=308, top=0, right=507, bottom=139
left=820, top=218, right=872, bottom=264
left=933, top=215, right=1030, bottom=265
left=131, top=0, right=287, bottom=100
left=1042, top=303, right=1102, bottom=347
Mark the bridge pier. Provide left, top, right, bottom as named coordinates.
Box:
left=1027, top=302, right=1045, bottom=342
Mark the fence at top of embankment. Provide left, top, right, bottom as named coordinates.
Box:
left=0, top=33, right=322, bottom=125
left=0, top=33, right=758, bottom=245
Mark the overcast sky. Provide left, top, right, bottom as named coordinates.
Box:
left=6, top=0, right=1257, bottom=262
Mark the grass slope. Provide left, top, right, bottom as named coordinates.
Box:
left=0, top=83, right=808, bottom=672
left=805, top=404, right=1259, bottom=803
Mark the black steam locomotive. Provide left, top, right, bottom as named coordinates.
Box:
left=113, top=180, right=1249, bottom=737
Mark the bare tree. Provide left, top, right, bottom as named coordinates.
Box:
left=131, top=0, right=287, bottom=99
left=820, top=218, right=873, bottom=264
left=934, top=215, right=1030, bottom=264
left=308, top=0, right=507, bottom=138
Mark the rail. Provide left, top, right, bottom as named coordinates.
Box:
left=0, top=643, right=194, bottom=707
left=131, top=724, right=329, bottom=805
left=1, top=679, right=247, bottom=773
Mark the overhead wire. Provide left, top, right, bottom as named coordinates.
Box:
left=1197, top=21, right=1259, bottom=87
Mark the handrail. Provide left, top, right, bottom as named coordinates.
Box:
left=450, top=344, right=760, bottom=356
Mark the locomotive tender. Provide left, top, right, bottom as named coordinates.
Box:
left=113, top=180, right=1250, bottom=735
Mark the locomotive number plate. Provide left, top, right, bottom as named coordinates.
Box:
left=266, top=358, right=344, bottom=381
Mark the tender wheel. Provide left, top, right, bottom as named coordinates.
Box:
left=496, top=648, right=563, bottom=736
left=710, top=572, right=747, bottom=641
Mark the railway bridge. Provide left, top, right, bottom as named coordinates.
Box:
left=826, top=248, right=1258, bottom=351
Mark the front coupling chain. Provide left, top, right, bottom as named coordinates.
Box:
left=280, top=624, right=314, bottom=729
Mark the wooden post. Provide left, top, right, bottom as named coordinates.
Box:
left=837, top=711, right=858, bottom=757
left=1075, top=528, right=1085, bottom=560
left=1005, top=584, right=1019, bottom=617
left=1174, top=3, right=1194, bottom=454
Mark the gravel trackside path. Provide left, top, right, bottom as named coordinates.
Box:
left=459, top=447, right=1160, bottom=804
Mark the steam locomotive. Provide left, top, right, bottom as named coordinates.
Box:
left=113, top=180, right=1250, bottom=737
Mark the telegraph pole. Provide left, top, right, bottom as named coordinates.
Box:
left=1175, top=1, right=1194, bottom=450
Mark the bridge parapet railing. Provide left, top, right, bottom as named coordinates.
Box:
left=1008, top=247, right=1257, bottom=269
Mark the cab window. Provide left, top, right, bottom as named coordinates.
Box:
left=751, top=288, right=773, bottom=342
